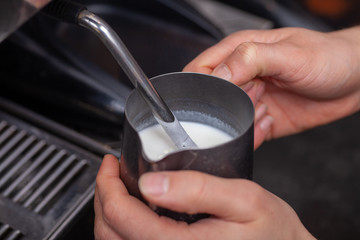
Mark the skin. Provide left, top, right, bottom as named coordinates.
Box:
left=95, top=27, right=360, bottom=239
left=184, top=27, right=360, bottom=148
left=94, top=155, right=315, bottom=240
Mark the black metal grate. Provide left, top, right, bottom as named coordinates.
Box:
left=0, top=98, right=111, bottom=240
left=0, top=222, right=22, bottom=240
left=0, top=120, right=87, bottom=214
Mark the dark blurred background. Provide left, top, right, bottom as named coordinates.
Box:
left=0, top=0, right=359, bottom=239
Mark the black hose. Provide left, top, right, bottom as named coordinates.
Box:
left=41, top=0, right=86, bottom=24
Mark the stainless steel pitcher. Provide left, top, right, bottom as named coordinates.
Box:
left=120, top=72, right=254, bottom=222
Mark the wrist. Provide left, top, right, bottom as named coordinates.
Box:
left=328, top=26, right=360, bottom=113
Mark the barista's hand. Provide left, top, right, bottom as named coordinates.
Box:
left=184, top=27, right=360, bottom=148
left=94, top=155, right=315, bottom=240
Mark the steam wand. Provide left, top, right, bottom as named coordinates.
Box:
left=42, top=0, right=197, bottom=149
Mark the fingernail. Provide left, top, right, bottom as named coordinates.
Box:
left=255, top=81, right=266, bottom=103
left=139, top=173, right=169, bottom=196
left=255, top=104, right=268, bottom=122
left=211, top=63, right=232, bottom=81
left=241, top=81, right=255, bottom=92
left=259, top=115, right=273, bottom=131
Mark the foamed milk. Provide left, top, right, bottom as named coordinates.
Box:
left=139, top=121, right=233, bottom=161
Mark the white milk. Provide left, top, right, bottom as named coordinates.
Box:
left=139, top=121, right=233, bottom=161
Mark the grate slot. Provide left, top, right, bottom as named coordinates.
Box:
left=0, top=138, right=42, bottom=189
left=0, top=121, right=7, bottom=132
left=0, top=224, right=10, bottom=238
left=4, top=230, right=22, bottom=240
left=2, top=145, right=56, bottom=197
left=0, top=130, right=26, bottom=161
left=34, top=159, right=87, bottom=213
left=23, top=154, right=77, bottom=209
left=0, top=136, right=37, bottom=177
left=12, top=150, right=67, bottom=203
left=0, top=223, right=22, bottom=240
left=0, top=125, right=16, bottom=145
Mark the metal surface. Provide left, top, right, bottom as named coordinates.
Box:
left=77, top=9, right=196, bottom=149
left=0, top=98, right=112, bottom=240
left=121, top=72, right=254, bottom=222
left=0, top=0, right=51, bottom=42
left=186, top=0, right=273, bottom=35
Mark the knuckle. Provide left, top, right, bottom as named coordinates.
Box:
left=102, top=199, right=118, bottom=224
left=234, top=42, right=258, bottom=64
left=242, top=180, right=269, bottom=213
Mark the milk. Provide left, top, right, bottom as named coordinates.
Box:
left=139, top=121, right=233, bottom=161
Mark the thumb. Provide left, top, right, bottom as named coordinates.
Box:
left=138, top=171, right=271, bottom=222
left=211, top=42, right=288, bottom=86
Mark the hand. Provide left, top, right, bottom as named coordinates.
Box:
left=94, top=155, right=315, bottom=240
left=184, top=27, right=360, bottom=148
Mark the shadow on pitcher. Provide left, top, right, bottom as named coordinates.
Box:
left=120, top=72, right=254, bottom=223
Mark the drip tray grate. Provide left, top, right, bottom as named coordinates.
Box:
left=0, top=222, right=22, bottom=240
left=0, top=98, right=113, bottom=240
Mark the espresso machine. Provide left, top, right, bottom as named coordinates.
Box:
left=0, top=0, right=346, bottom=239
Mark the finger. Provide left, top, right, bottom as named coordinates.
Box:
left=183, top=29, right=281, bottom=74
left=253, top=101, right=273, bottom=149
left=97, top=155, right=122, bottom=186
left=139, top=171, right=272, bottom=222
left=254, top=115, right=273, bottom=149
left=254, top=102, right=268, bottom=124
left=241, top=79, right=270, bottom=150
left=211, top=42, right=288, bottom=86
left=183, top=42, right=235, bottom=74
left=94, top=186, right=124, bottom=240
left=96, top=155, right=190, bottom=239
left=95, top=155, right=128, bottom=239
left=94, top=186, right=102, bottom=224
left=241, top=79, right=266, bottom=106
left=94, top=215, right=124, bottom=240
